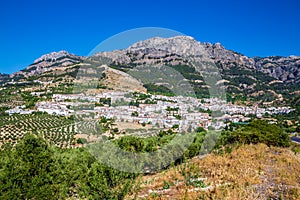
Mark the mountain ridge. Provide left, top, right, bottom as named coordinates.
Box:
left=3, top=36, right=300, bottom=83
left=11, top=50, right=83, bottom=79
left=2, top=36, right=300, bottom=105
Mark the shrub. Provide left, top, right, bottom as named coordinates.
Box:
left=77, top=138, right=88, bottom=144
left=218, top=120, right=291, bottom=148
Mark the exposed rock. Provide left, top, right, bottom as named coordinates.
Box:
left=255, top=56, right=300, bottom=83
left=6, top=37, right=300, bottom=85
left=0, top=73, right=10, bottom=84
left=11, top=50, right=83, bottom=78
left=97, top=36, right=299, bottom=85
left=2, top=36, right=300, bottom=104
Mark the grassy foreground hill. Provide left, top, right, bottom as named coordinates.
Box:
left=128, top=143, right=300, bottom=199
left=0, top=120, right=299, bottom=199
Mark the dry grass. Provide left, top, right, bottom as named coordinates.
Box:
left=102, top=66, right=146, bottom=93
left=127, top=143, right=300, bottom=200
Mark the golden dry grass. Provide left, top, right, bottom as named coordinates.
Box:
left=102, top=66, right=146, bottom=93
left=127, top=143, right=300, bottom=200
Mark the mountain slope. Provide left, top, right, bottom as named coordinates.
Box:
left=2, top=36, right=300, bottom=105
left=255, top=56, right=300, bottom=83
left=0, top=73, right=10, bottom=84
left=11, top=50, right=83, bottom=79
left=128, top=143, right=300, bottom=200
left=92, top=36, right=300, bottom=103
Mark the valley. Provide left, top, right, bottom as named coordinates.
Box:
left=0, top=36, right=300, bottom=199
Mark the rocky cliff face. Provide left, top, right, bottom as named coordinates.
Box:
left=202, top=42, right=256, bottom=69
left=94, top=36, right=299, bottom=84
left=2, top=36, right=300, bottom=103
left=7, top=36, right=299, bottom=84
left=11, top=50, right=83, bottom=78
left=94, top=36, right=197, bottom=66
left=0, top=73, right=10, bottom=84
left=255, top=56, right=300, bottom=83
left=90, top=36, right=300, bottom=102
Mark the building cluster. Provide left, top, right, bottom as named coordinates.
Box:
left=36, top=102, right=73, bottom=116
left=5, top=105, right=34, bottom=115
left=5, top=92, right=295, bottom=132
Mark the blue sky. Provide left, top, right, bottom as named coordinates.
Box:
left=0, top=0, right=299, bottom=74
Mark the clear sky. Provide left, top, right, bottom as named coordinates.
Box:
left=0, top=0, right=299, bottom=74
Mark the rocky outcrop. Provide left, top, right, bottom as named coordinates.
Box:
left=254, top=56, right=300, bottom=83
left=11, top=50, right=83, bottom=78
left=202, top=42, right=256, bottom=69
left=6, top=36, right=299, bottom=85
left=2, top=36, right=299, bottom=102
left=94, top=36, right=300, bottom=84
left=90, top=36, right=300, bottom=102
left=0, top=73, right=10, bottom=84
left=94, top=36, right=199, bottom=66
left=94, top=36, right=256, bottom=68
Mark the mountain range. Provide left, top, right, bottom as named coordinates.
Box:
left=2, top=36, right=300, bottom=106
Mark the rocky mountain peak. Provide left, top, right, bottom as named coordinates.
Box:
left=4, top=36, right=300, bottom=87
left=255, top=55, right=300, bottom=83
left=0, top=73, right=10, bottom=84
left=11, top=50, right=83, bottom=78
left=127, top=36, right=209, bottom=57
left=130, top=37, right=257, bottom=69
left=94, top=36, right=300, bottom=84
left=129, top=36, right=196, bottom=50
left=33, top=50, right=72, bottom=63
left=94, top=36, right=213, bottom=66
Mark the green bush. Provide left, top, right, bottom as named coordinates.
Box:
left=218, top=120, right=291, bottom=148
left=0, top=134, right=137, bottom=199
left=77, top=138, right=88, bottom=144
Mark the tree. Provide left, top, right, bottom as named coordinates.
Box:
left=0, top=134, right=57, bottom=199
left=77, top=138, right=88, bottom=144
left=131, top=111, right=139, bottom=117
left=218, top=120, right=291, bottom=148
left=117, top=136, right=145, bottom=152
left=195, top=126, right=206, bottom=133
left=296, top=125, right=300, bottom=133
left=0, top=133, right=138, bottom=199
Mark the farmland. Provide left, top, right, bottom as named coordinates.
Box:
left=0, top=113, right=77, bottom=148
